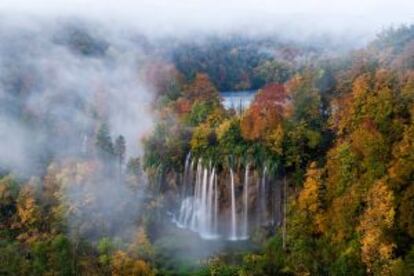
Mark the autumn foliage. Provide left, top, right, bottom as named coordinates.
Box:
left=241, top=83, right=290, bottom=141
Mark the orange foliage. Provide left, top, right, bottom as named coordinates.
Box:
left=174, top=97, right=192, bottom=116
left=351, top=119, right=383, bottom=154
left=111, top=250, right=153, bottom=276
left=13, top=179, right=44, bottom=244
left=241, top=83, right=290, bottom=141
left=298, top=162, right=325, bottom=233
left=183, top=73, right=220, bottom=104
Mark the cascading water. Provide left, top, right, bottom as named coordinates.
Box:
left=214, top=173, right=218, bottom=233
left=229, top=168, right=237, bottom=240
left=180, top=152, right=192, bottom=198
left=200, top=167, right=210, bottom=234
left=174, top=154, right=280, bottom=240
left=207, top=167, right=215, bottom=231
left=241, top=163, right=250, bottom=239
left=175, top=158, right=219, bottom=239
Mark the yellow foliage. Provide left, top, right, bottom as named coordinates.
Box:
left=129, top=227, right=154, bottom=259
left=16, top=184, right=40, bottom=227
left=350, top=122, right=385, bottom=158
left=216, top=119, right=232, bottom=141
left=0, top=175, right=17, bottom=205
left=298, top=162, right=322, bottom=214
left=190, top=123, right=212, bottom=153
left=111, top=250, right=154, bottom=276
left=389, top=125, right=414, bottom=187
left=351, top=73, right=371, bottom=99
left=14, top=181, right=44, bottom=244
left=297, top=162, right=325, bottom=234
left=265, top=124, right=284, bottom=155
left=358, top=179, right=396, bottom=274
left=332, top=70, right=398, bottom=137
left=206, top=106, right=226, bottom=127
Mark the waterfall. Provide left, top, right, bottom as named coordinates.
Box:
left=207, top=167, right=215, bottom=231
left=175, top=157, right=219, bottom=239
left=200, top=167, right=208, bottom=233
left=175, top=153, right=280, bottom=240
left=181, top=152, right=192, bottom=198
left=190, top=160, right=203, bottom=231
left=214, top=172, right=219, bottom=233
left=229, top=168, right=237, bottom=240
left=241, top=163, right=249, bottom=239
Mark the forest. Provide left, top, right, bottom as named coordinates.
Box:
left=0, top=11, right=414, bottom=276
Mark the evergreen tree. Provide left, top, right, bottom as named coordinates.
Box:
left=95, top=123, right=114, bottom=162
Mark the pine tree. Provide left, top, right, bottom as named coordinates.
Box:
left=96, top=123, right=114, bottom=162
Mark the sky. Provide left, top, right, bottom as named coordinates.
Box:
left=0, top=0, right=413, bottom=37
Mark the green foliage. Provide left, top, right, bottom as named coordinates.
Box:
left=241, top=236, right=287, bottom=275
left=32, top=241, right=48, bottom=275
left=216, top=118, right=247, bottom=161
left=143, top=121, right=189, bottom=171
left=329, top=241, right=365, bottom=276
left=202, top=258, right=241, bottom=276
left=0, top=175, right=20, bottom=238
left=0, top=175, right=19, bottom=206
left=287, top=70, right=322, bottom=126
left=0, top=241, right=29, bottom=275
left=187, top=100, right=216, bottom=126
left=253, top=59, right=292, bottom=84
left=98, top=237, right=113, bottom=267
left=49, top=235, right=74, bottom=276
left=191, top=123, right=217, bottom=157
left=173, top=38, right=267, bottom=91
left=405, top=245, right=414, bottom=272
left=329, top=142, right=359, bottom=197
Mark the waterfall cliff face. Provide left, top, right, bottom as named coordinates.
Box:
left=241, top=163, right=250, bottom=239
left=259, top=166, right=268, bottom=225
left=174, top=154, right=281, bottom=241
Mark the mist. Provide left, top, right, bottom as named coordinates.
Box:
left=1, top=0, right=413, bottom=43
left=0, top=17, right=156, bottom=242
left=0, top=18, right=155, bottom=174
left=0, top=1, right=412, bottom=273
left=0, top=0, right=411, bottom=242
